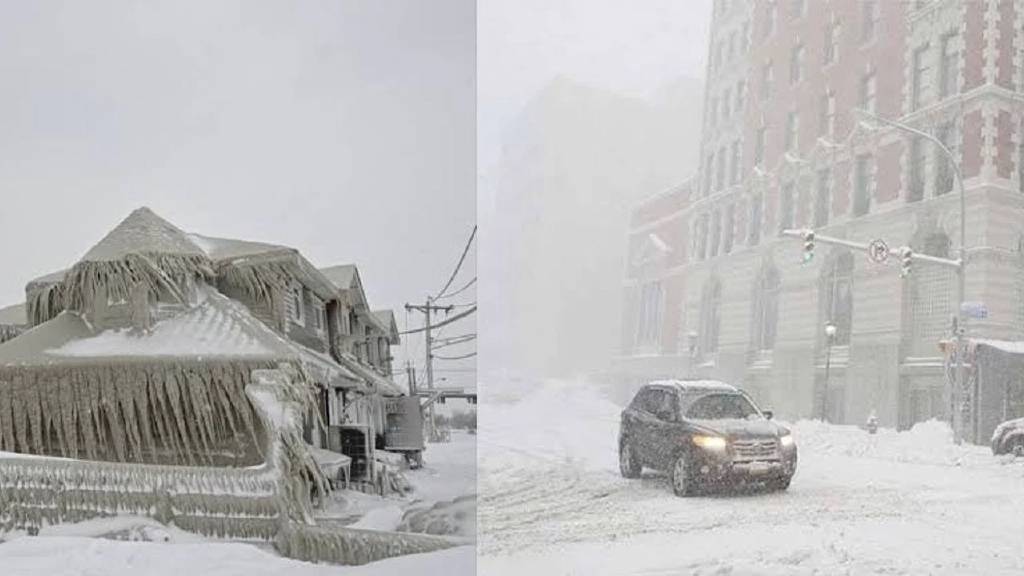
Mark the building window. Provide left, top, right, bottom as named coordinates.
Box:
left=723, top=203, right=735, bottom=254
left=741, top=22, right=750, bottom=53
left=861, top=0, right=879, bottom=43
left=939, top=32, right=959, bottom=99
left=790, top=0, right=805, bottom=19
left=790, top=43, right=804, bottom=84
left=824, top=17, right=840, bottom=65
left=853, top=154, right=874, bottom=217
left=761, top=62, right=774, bottom=101
left=728, top=31, right=737, bottom=62
left=821, top=252, right=854, bottom=346
left=814, top=168, right=831, bottom=227
left=312, top=302, right=324, bottom=331
left=291, top=285, right=305, bottom=324
left=749, top=193, right=763, bottom=246
left=907, top=136, right=926, bottom=202
left=696, top=213, right=710, bottom=260
left=819, top=90, right=836, bottom=137
left=912, top=43, right=932, bottom=110
left=859, top=70, right=877, bottom=113
left=636, top=281, right=664, bottom=346
left=716, top=146, right=727, bottom=191
left=779, top=181, right=795, bottom=232
left=710, top=209, right=722, bottom=257
left=730, top=140, right=741, bottom=184
left=764, top=1, right=777, bottom=38
left=935, top=121, right=958, bottom=195
left=700, top=279, right=723, bottom=355
left=722, top=88, right=731, bottom=120
left=710, top=96, right=718, bottom=126
left=785, top=111, right=799, bottom=152
left=752, top=265, right=781, bottom=351
left=755, top=126, right=767, bottom=167
left=735, top=80, right=746, bottom=114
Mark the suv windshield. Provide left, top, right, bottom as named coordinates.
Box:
left=684, top=393, right=760, bottom=420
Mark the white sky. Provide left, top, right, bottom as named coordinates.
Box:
left=477, top=0, right=712, bottom=193
left=0, top=1, right=476, bottom=388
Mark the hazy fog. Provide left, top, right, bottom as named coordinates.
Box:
left=0, top=0, right=476, bottom=389
left=478, top=0, right=711, bottom=378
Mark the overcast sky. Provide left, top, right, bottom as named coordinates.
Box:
left=0, top=1, right=475, bottom=387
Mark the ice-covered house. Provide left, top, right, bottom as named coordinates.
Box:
left=0, top=208, right=440, bottom=562
left=0, top=303, right=25, bottom=345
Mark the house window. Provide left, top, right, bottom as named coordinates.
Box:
left=753, top=265, right=781, bottom=351
left=912, top=43, right=932, bottom=110
left=761, top=62, right=775, bottom=100
left=730, top=140, right=741, bottom=184
left=790, top=43, right=804, bottom=84
left=907, top=136, right=926, bottom=202
left=859, top=70, right=877, bottom=113
left=939, top=32, right=959, bottom=98
left=824, top=17, right=840, bottom=65
left=814, top=167, right=832, bottom=227
left=700, top=279, right=723, bottom=355
left=853, top=154, right=874, bottom=217
left=785, top=111, right=799, bottom=152
left=780, top=181, right=795, bottom=232
left=755, top=126, right=767, bottom=167
left=821, top=252, right=854, bottom=346
left=291, top=285, right=305, bottom=324
left=749, top=193, right=763, bottom=246
left=861, top=0, right=879, bottom=43
left=819, top=90, right=835, bottom=137
left=312, top=302, right=323, bottom=331
left=637, top=282, right=664, bottom=346
left=723, top=203, right=735, bottom=254
left=935, top=121, right=958, bottom=195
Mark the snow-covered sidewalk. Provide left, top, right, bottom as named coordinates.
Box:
left=479, top=378, right=1024, bottom=575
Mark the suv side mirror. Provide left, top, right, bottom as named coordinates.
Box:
left=763, top=410, right=774, bottom=420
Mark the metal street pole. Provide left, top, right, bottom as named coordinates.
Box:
left=855, top=110, right=969, bottom=444
left=824, top=322, right=836, bottom=423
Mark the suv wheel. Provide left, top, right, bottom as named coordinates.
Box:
left=670, top=454, right=696, bottom=497
left=619, top=439, right=642, bottom=478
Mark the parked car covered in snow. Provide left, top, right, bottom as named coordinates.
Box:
left=991, top=417, right=1024, bottom=456
left=618, top=380, right=797, bottom=496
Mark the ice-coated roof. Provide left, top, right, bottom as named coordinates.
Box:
left=187, top=233, right=294, bottom=262
left=319, top=264, right=358, bottom=290
left=372, top=309, right=400, bottom=344
left=79, top=207, right=206, bottom=263
left=0, top=285, right=296, bottom=367
left=26, top=268, right=68, bottom=289
left=0, top=303, right=26, bottom=326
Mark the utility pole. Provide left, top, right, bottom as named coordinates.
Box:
left=405, top=299, right=453, bottom=442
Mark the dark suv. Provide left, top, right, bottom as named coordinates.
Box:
left=619, top=380, right=797, bottom=496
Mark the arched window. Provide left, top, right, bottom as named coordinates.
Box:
left=752, top=263, right=781, bottom=351
left=820, top=251, right=853, bottom=345
left=700, top=278, right=723, bottom=355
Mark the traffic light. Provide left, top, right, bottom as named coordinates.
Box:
left=900, top=246, right=913, bottom=278
left=802, top=230, right=815, bottom=263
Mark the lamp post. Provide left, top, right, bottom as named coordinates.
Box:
left=823, top=322, right=837, bottom=423
left=854, top=109, right=969, bottom=444
left=687, top=330, right=699, bottom=379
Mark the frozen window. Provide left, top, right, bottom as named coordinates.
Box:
left=785, top=111, right=799, bottom=152
left=853, top=154, right=874, bottom=216
left=755, top=126, right=767, bottom=167
left=723, top=203, right=735, bottom=254
left=935, top=121, right=958, bottom=195
left=819, top=90, right=835, bottom=137
left=764, top=1, right=777, bottom=38
left=939, top=32, right=959, bottom=98
left=907, top=136, right=926, bottom=202
left=862, top=0, right=879, bottom=43
left=710, top=209, right=722, bottom=257
left=912, top=43, right=932, bottom=110
left=790, top=43, right=804, bottom=84
left=753, top=265, right=781, bottom=351
left=824, top=17, right=840, bottom=65
left=859, top=70, right=877, bottom=113
left=291, top=285, right=305, bottom=324
left=814, top=167, right=831, bottom=227
left=735, top=80, right=746, bottom=114
left=749, top=193, right=763, bottom=246
left=716, top=147, right=727, bottom=191
left=790, top=0, right=805, bottom=19
left=761, top=62, right=774, bottom=100
left=730, top=140, right=741, bottom=184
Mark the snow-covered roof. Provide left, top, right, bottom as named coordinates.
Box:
left=0, top=286, right=296, bottom=367
left=187, top=233, right=294, bottom=262
left=319, top=264, right=358, bottom=290
left=973, top=339, right=1024, bottom=355
left=78, top=207, right=207, bottom=263
left=0, top=303, right=26, bottom=326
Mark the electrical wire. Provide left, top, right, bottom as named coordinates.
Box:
left=434, top=226, right=477, bottom=299
left=436, top=277, right=476, bottom=301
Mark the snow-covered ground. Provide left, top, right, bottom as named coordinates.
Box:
left=0, top=432, right=477, bottom=575
left=479, top=378, right=1024, bottom=575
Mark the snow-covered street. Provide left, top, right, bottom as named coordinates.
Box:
left=479, top=379, right=1024, bottom=575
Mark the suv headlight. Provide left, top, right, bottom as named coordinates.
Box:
left=692, top=435, right=727, bottom=451
left=779, top=434, right=795, bottom=447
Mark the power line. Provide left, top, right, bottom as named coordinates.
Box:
left=434, top=226, right=477, bottom=299
left=434, top=352, right=477, bottom=361
left=399, top=306, right=476, bottom=335
left=436, top=277, right=476, bottom=301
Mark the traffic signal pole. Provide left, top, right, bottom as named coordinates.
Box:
left=781, top=229, right=960, bottom=270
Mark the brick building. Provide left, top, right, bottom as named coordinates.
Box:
left=618, top=0, right=1024, bottom=441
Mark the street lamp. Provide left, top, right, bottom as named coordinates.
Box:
left=823, top=322, right=837, bottom=423
left=854, top=109, right=969, bottom=444
left=687, top=331, right=699, bottom=379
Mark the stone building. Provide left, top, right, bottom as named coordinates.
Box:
left=618, top=0, right=1024, bottom=441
